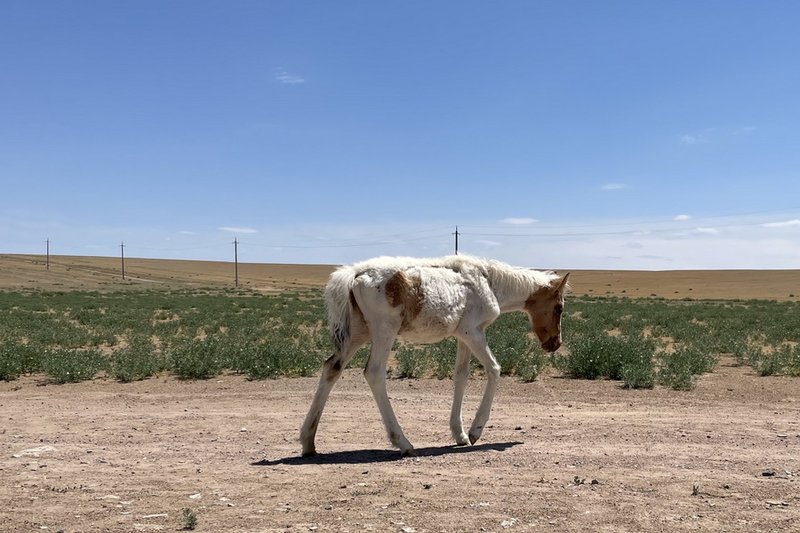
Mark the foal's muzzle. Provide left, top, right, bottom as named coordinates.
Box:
left=542, top=336, right=561, bottom=353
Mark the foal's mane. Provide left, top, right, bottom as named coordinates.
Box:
left=483, top=258, right=561, bottom=296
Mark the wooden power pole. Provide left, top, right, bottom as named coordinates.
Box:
left=120, top=242, right=126, bottom=280
left=46, top=239, right=50, bottom=270
left=234, top=238, right=239, bottom=287
left=453, top=226, right=460, bottom=255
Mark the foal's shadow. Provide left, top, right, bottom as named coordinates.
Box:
left=252, top=441, right=523, bottom=466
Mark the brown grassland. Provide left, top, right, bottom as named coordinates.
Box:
left=1, top=254, right=798, bottom=532
left=2, top=253, right=800, bottom=300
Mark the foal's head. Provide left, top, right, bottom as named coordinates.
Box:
left=524, top=273, right=570, bottom=352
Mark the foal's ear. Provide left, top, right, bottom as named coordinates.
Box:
left=557, top=273, right=571, bottom=294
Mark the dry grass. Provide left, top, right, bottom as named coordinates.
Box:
left=2, top=254, right=799, bottom=301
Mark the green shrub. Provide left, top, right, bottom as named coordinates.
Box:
left=16, top=343, right=43, bottom=375
left=168, top=337, right=227, bottom=380
left=395, top=344, right=431, bottom=378
left=109, top=337, right=164, bottom=382
left=232, top=331, right=325, bottom=380
left=0, top=339, right=22, bottom=381
left=349, top=346, right=371, bottom=368
left=42, top=348, right=105, bottom=384
left=516, top=345, right=550, bottom=382
left=786, top=345, right=800, bottom=377
left=235, top=341, right=290, bottom=379
left=181, top=508, right=198, bottom=530
left=658, top=351, right=696, bottom=391
left=685, top=347, right=718, bottom=375
left=430, top=338, right=457, bottom=379
left=488, top=320, right=539, bottom=375
left=553, top=334, right=608, bottom=379
left=621, top=350, right=655, bottom=389
left=752, top=345, right=790, bottom=377
left=557, top=333, right=655, bottom=382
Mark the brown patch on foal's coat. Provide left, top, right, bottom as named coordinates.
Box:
left=385, top=271, right=424, bottom=329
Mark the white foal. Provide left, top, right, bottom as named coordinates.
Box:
left=300, top=255, right=570, bottom=456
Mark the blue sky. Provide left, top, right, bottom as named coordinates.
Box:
left=2, top=1, right=799, bottom=269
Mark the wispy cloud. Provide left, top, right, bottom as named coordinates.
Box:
left=674, top=214, right=692, bottom=221
left=475, top=239, right=502, bottom=246
left=602, top=183, right=625, bottom=190
left=733, top=126, right=756, bottom=135
left=274, top=68, right=305, bottom=84
left=694, top=227, right=720, bottom=235
left=500, top=217, right=538, bottom=225
left=762, top=219, right=800, bottom=228
left=679, top=133, right=709, bottom=145
left=219, top=226, right=258, bottom=234
left=178, top=230, right=196, bottom=235
left=680, top=126, right=754, bottom=145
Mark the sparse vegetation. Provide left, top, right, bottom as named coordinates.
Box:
left=41, top=348, right=105, bottom=384
left=109, top=336, right=164, bottom=382
left=0, top=289, right=797, bottom=386
left=0, top=338, right=23, bottom=381
left=181, top=508, right=198, bottom=530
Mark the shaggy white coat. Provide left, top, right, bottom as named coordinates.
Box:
left=301, top=254, right=568, bottom=456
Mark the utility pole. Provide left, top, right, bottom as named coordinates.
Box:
left=46, top=239, right=50, bottom=270
left=233, top=238, right=239, bottom=288
left=120, top=242, right=126, bottom=280
left=453, top=226, right=460, bottom=255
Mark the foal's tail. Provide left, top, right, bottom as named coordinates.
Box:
left=325, top=266, right=358, bottom=352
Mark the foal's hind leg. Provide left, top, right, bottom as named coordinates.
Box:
left=449, top=340, right=472, bottom=446
left=300, top=330, right=367, bottom=456
left=363, top=325, right=415, bottom=455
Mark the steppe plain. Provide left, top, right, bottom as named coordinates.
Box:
left=1, top=254, right=798, bottom=532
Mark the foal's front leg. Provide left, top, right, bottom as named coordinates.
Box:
left=459, top=328, right=501, bottom=445
left=449, top=340, right=472, bottom=446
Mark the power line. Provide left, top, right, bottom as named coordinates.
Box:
left=459, top=207, right=800, bottom=231
left=239, top=233, right=447, bottom=249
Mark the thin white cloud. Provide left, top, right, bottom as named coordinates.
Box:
left=219, top=226, right=258, bottom=234
left=762, top=219, right=800, bottom=228
left=637, top=254, right=672, bottom=261
left=680, top=126, right=752, bottom=145
left=274, top=68, right=305, bottom=84
left=674, top=214, right=692, bottom=221
left=680, top=134, right=709, bottom=145
left=500, top=217, right=538, bottom=225
left=475, top=239, right=502, bottom=246
left=733, top=126, right=756, bottom=135
left=694, top=227, right=720, bottom=235
left=602, top=183, right=625, bottom=190
left=179, top=230, right=196, bottom=235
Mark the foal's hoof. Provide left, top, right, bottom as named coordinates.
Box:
left=468, top=432, right=481, bottom=445
left=301, top=448, right=317, bottom=458
left=454, top=434, right=471, bottom=446
left=400, top=448, right=417, bottom=457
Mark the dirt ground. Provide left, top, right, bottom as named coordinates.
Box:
left=1, top=360, right=798, bottom=532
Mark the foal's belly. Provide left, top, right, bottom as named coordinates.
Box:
left=398, top=318, right=456, bottom=344
left=397, top=287, right=466, bottom=343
